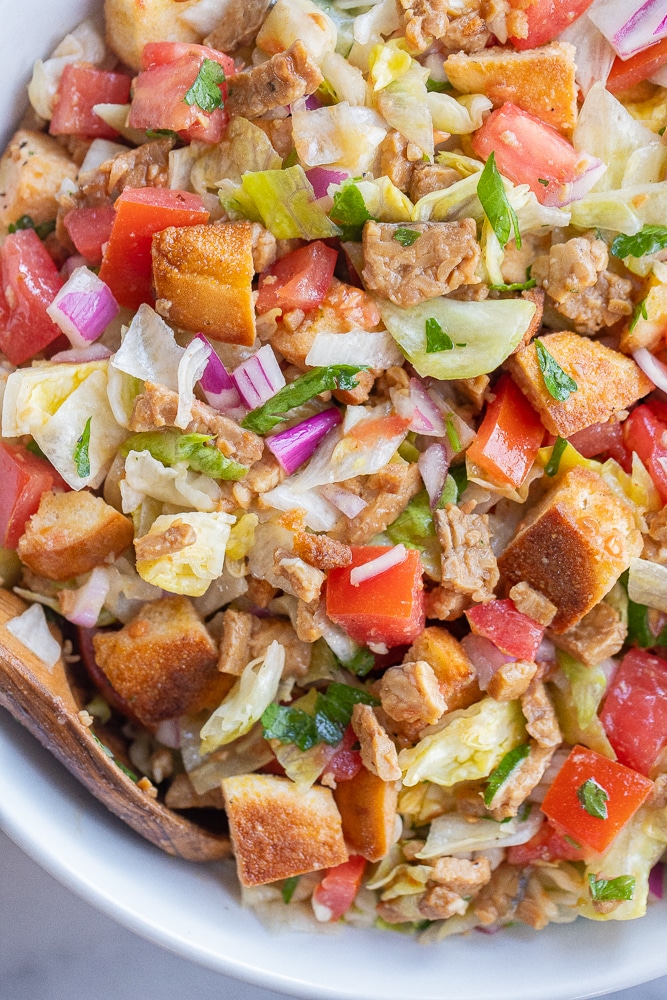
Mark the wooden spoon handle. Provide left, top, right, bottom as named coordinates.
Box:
left=0, top=589, right=230, bottom=862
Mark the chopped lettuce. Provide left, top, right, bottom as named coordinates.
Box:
left=135, top=510, right=235, bottom=597
left=570, top=182, right=667, bottom=236
left=549, top=675, right=616, bottom=759
left=374, top=59, right=433, bottom=158
left=416, top=804, right=543, bottom=858
left=121, top=429, right=247, bottom=480
left=111, top=304, right=184, bottom=390
left=292, top=103, right=388, bottom=174
left=427, top=91, right=492, bottom=135
left=122, top=449, right=222, bottom=512
left=385, top=489, right=441, bottom=579
left=557, top=651, right=609, bottom=728
left=224, top=165, right=341, bottom=239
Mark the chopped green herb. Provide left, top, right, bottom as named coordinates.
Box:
left=535, top=339, right=577, bottom=402
left=145, top=128, right=180, bottom=141
left=623, top=572, right=667, bottom=648
left=121, top=429, right=247, bottom=480
left=329, top=182, right=375, bottom=242
left=262, top=681, right=378, bottom=751
left=577, top=777, right=609, bottom=820
left=445, top=415, right=462, bottom=454
left=425, top=78, right=453, bottom=93
left=588, top=873, right=635, bottom=902
left=545, top=436, right=568, bottom=477
left=659, top=126, right=666, bottom=137
left=282, top=876, right=300, bottom=904
left=438, top=473, right=458, bottom=507
left=538, top=178, right=549, bottom=187
left=611, top=225, right=667, bottom=260
left=628, top=297, right=648, bottom=333
left=450, top=463, right=468, bottom=500
left=73, top=416, right=92, bottom=479
left=477, top=151, right=521, bottom=250
left=184, top=58, right=226, bottom=113
left=563, top=834, right=582, bottom=850
left=393, top=227, right=421, bottom=247
left=484, top=744, right=531, bottom=806
left=91, top=734, right=138, bottom=781
left=425, top=316, right=453, bottom=353
left=241, top=366, right=365, bottom=434
left=386, top=490, right=436, bottom=550
left=8, top=214, right=56, bottom=240
left=282, top=148, right=299, bottom=169
left=489, top=275, right=537, bottom=292
left=25, top=439, right=47, bottom=461
left=455, top=342, right=467, bottom=347
left=341, top=647, right=375, bottom=678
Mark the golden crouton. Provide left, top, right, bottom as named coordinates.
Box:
left=505, top=331, right=652, bottom=437
left=152, top=222, right=256, bottom=346
left=333, top=768, right=398, bottom=863
left=221, top=774, right=348, bottom=886
left=444, top=42, right=578, bottom=133
left=0, top=129, right=76, bottom=234
left=403, top=626, right=481, bottom=711
left=18, top=490, right=133, bottom=581
left=498, top=468, right=643, bottom=632
left=104, top=0, right=202, bottom=71
left=93, top=596, right=225, bottom=726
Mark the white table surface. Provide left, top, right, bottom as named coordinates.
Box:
left=1, top=828, right=667, bottom=1000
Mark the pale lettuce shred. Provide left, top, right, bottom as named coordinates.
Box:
left=223, top=165, right=341, bottom=239
left=415, top=805, right=543, bottom=857
left=175, top=339, right=210, bottom=430
left=257, top=0, right=337, bottom=63
left=427, top=92, right=492, bottom=135
left=374, top=59, right=433, bottom=158
left=122, top=450, right=221, bottom=512
left=557, top=651, right=609, bottom=726
left=354, top=177, right=413, bottom=221
left=135, top=511, right=235, bottom=597
left=199, top=640, right=285, bottom=754
left=28, top=19, right=105, bottom=120
left=111, top=304, right=184, bottom=390
left=397, top=697, right=527, bottom=787
left=368, top=38, right=411, bottom=90
left=319, top=51, right=367, bottom=105
left=291, top=102, right=388, bottom=173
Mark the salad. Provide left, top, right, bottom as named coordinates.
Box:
left=1, top=0, right=667, bottom=941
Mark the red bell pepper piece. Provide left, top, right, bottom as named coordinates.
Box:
left=50, top=65, right=131, bottom=139
left=600, top=649, right=667, bottom=776
left=466, top=375, right=543, bottom=489
left=256, top=241, right=338, bottom=315
left=466, top=598, right=544, bottom=660
left=311, top=855, right=367, bottom=921
left=0, top=229, right=63, bottom=365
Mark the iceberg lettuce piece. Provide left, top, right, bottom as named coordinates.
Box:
left=412, top=171, right=484, bottom=223
left=557, top=650, right=608, bottom=727
left=570, top=183, right=667, bottom=236
left=111, top=304, right=184, bottom=391
left=122, top=449, right=221, bottom=512
left=398, top=697, right=527, bottom=787
left=292, top=102, right=387, bottom=173
left=354, top=176, right=413, bottom=222
left=135, top=510, right=235, bottom=597
left=379, top=297, right=537, bottom=380
left=416, top=803, right=543, bottom=857
left=231, top=165, right=341, bottom=239
left=427, top=91, right=492, bottom=135
left=374, top=60, right=433, bottom=158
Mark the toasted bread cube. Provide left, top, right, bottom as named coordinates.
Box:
left=334, top=768, right=398, bottom=863
left=152, top=222, right=256, bottom=345
left=403, top=626, right=480, bottom=711
left=505, top=331, right=652, bottom=437
left=18, top=490, right=133, bottom=581
left=498, top=468, right=642, bottom=632
left=0, top=129, right=77, bottom=234
left=444, top=42, right=578, bottom=133
left=92, top=596, right=223, bottom=726
left=222, top=774, right=348, bottom=886
left=104, top=0, right=202, bottom=71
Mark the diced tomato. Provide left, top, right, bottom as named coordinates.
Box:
left=623, top=404, right=667, bottom=504
left=541, top=745, right=653, bottom=855
left=348, top=413, right=412, bottom=446
left=0, top=443, right=66, bottom=548
left=607, top=38, right=667, bottom=94
left=0, top=229, right=63, bottom=365
left=471, top=103, right=584, bottom=204
left=321, top=725, right=363, bottom=784
left=508, top=0, right=596, bottom=50
left=567, top=419, right=629, bottom=466
left=600, top=649, right=667, bottom=776
left=256, top=242, right=338, bottom=315
left=466, top=598, right=544, bottom=660
left=49, top=64, right=131, bottom=139
left=466, top=375, right=544, bottom=489
left=98, top=187, right=209, bottom=310
left=141, top=41, right=235, bottom=75
left=62, top=204, right=116, bottom=264
left=312, top=855, right=366, bottom=922
left=326, top=546, right=425, bottom=648
left=506, top=819, right=587, bottom=865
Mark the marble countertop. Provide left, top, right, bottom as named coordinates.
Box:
left=1, top=828, right=666, bottom=1000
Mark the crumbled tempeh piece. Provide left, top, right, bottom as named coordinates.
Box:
left=397, top=0, right=450, bottom=52
left=404, top=626, right=481, bottom=711
left=248, top=221, right=278, bottom=273
left=378, top=660, right=447, bottom=728
left=130, top=382, right=263, bottom=466
left=218, top=609, right=254, bottom=676
left=376, top=896, right=423, bottom=924
left=249, top=617, right=311, bottom=678
left=293, top=531, right=352, bottom=571
left=549, top=601, right=627, bottom=666
left=273, top=548, right=326, bottom=603
left=244, top=453, right=284, bottom=494
left=435, top=504, right=499, bottom=603
left=362, top=220, right=481, bottom=307
left=295, top=599, right=322, bottom=642
left=226, top=41, right=323, bottom=119
left=402, top=839, right=426, bottom=861
left=441, top=10, right=490, bottom=52
left=409, top=164, right=460, bottom=202
left=334, top=768, right=398, bottom=862
left=418, top=885, right=467, bottom=920
left=379, top=130, right=413, bottom=193
left=245, top=577, right=278, bottom=608
left=509, top=582, right=557, bottom=627
left=488, top=744, right=555, bottom=820
left=472, top=863, right=527, bottom=925
left=204, top=0, right=274, bottom=51
left=451, top=375, right=490, bottom=412
left=0, top=129, right=76, bottom=233
left=351, top=704, right=401, bottom=782
left=133, top=521, right=196, bottom=562
left=520, top=680, right=562, bottom=749
left=165, top=772, right=224, bottom=810
left=428, top=856, right=492, bottom=896
left=101, top=139, right=173, bottom=195
left=425, top=584, right=472, bottom=621
left=487, top=660, right=538, bottom=702
left=330, top=463, right=422, bottom=545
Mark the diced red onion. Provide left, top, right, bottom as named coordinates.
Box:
left=409, top=378, right=447, bottom=436
left=535, top=637, right=556, bottom=665
left=649, top=861, right=664, bottom=899
left=50, top=343, right=113, bottom=363
left=542, top=155, right=607, bottom=208
left=194, top=333, right=243, bottom=412
left=350, top=544, right=407, bottom=586
left=62, top=567, right=110, bottom=628
left=633, top=347, right=665, bottom=391
left=461, top=633, right=515, bottom=691
left=60, top=254, right=88, bottom=279
left=266, top=407, right=342, bottom=475
left=232, top=344, right=286, bottom=409
left=46, top=266, right=119, bottom=349
left=305, top=167, right=350, bottom=200
left=320, top=483, right=369, bottom=518
left=305, top=93, right=323, bottom=111
left=589, top=0, right=667, bottom=59
left=155, top=718, right=182, bottom=749
left=418, top=442, right=450, bottom=510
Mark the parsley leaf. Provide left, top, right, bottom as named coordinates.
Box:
left=386, top=490, right=436, bottom=550
left=450, top=464, right=468, bottom=499
left=588, top=873, right=635, bottom=902
left=329, top=183, right=375, bottom=242
left=341, top=647, right=375, bottom=678
left=91, top=734, right=138, bottom=781
left=8, top=214, right=55, bottom=240
left=620, top=568, right=667, bottom=649
left=73, top=416, right=92, bottom=479
left=282, top=148, right=299, bottom=168
left=545, top=436, right=567, bottom=477
left=490, top=267, right=536, bottom=293
left=241, top=365, right=366, bottom=434
left=535, top=339, right=578, bottom=401
left=184, top=58, right=226, bottom=113
left=145, top=128, right=179, bottom=141
left=477, top=151, right=521, bottom=250
left=282, top=876, right=300, bottom=904
left=426, top=78, right=453, bottom=93
left=628, top=297, right=648, bottom=333
left=484, top=744, right=531, bottom=807
left=25, top=439, right=47, bottom=461
left=425, top=316, right=453, bottom=353
left=577, top=778, right=609, bottom=820
left=120, top=429, right=247, bottom=480
left=538, top=178, right=549, bottom=187
left=445, top=415, right=461, bottom=453
left=611, top=225, right=667, bottom=260
left=393, top=227, right=421, bottom=247
left=262, top=682, right=378, bottom=751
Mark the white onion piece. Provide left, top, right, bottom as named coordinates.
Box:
left=461, top=633, right=515, bottom=691
left=232, top=344, right=286, bottom=409
left=418, top=442, right=449, bottom=509
left=305, top=329, right=403, bottom=369
left=6, top=603, right=61, bottom=669
left=62, top=567, right=110, bottom=627
left=50, top=343, right=113, bottom=363
left=175, top=338, right=210, bottom=429
left=155, top=718, right=182, bottom=749
left=319, top=483, right=368, bottom=518
left=47, top=266, right=119, bottom=349
left=350, top=544, right=407, bottom=586
left=633, top=347, right=664, bottom=391
left=628, top=557, right=667, bottom=614
left=409, top=378, right=446, bottom=436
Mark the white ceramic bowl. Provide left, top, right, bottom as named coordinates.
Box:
left=2, top=5, right=667, bottom=998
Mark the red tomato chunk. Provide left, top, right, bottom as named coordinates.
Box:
left=600, top=649, right=667, bottom=776
left=63, top=204, right=116, bottom=264
left=623, top=404, right=667, bottom=505
left=326, top=546, right=425, bottom=648
left=507, top=819, right=587, bottom=865
left=50, top=64, right=131, bottom=139
left=466, top=598, right=544, bottom=660
left=541, top=745, right=653, bottom=855
left=508, top=0, right=596, bottom=50
left=312, top=855, right=366, bottom=921
left=465, top=375, right=543, bottom=489
left=321, top=725, right=363, bottom=784
left=0, top=443, right=65, bottom=548
left=256, top=241, right=338, bottom=315
left=607, top=38, right=667, bottom=95
left=0, top=229, right=63, bottom=365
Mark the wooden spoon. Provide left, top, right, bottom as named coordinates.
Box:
left=0, top=589, right=230, bottom=862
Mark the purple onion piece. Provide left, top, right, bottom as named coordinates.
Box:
left=232, top=344, right=286, bottom=410
left=320, top=483, right=368, bottom=518
left=46, top=266, right=119, bottom=349
left=649, top=862, right=664, bottom=899
left=461, top=633, right=515, bottom=691
left=305, top=167, right=350, bottom=200
left=409, top=378, right=446, bottom=436
left=266, top=407, right=342, bottom=475
left=194, top=333, right=243, bottom=411
left=418, top=442, right=450, bottom=510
